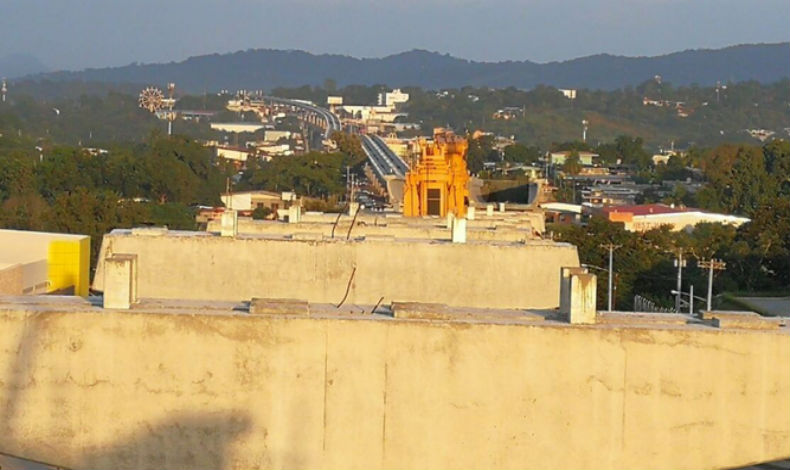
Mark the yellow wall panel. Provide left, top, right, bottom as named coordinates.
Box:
left=47, top=238, right=90, bottom=296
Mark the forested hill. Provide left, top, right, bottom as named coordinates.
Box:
left=33, top=43, right=790, bottom=92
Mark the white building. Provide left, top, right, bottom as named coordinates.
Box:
left=263, top=130, right=292, bottom=142
left=377, top=89, right=409, bottom=107
left=216, top=146, right=252, bottom=162
left=559, top=89, right=577, bottom=100
left=210, top=122, right=265, bottom=133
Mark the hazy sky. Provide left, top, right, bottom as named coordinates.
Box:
left=1, top=0, right=788, bottom=70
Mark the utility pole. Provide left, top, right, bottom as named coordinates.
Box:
left=673, top=248, right=687, bottom=313
left=689, top=285, right=694, bottom=314
left=225, top=177, right=232, bottom=209
left=582, top=119, right=589, bottom=143
left=345, top=166, right=350, bottom=203
left=698, top=259, right=726, bottom=311
left=600, top=243, right=621, bottom=312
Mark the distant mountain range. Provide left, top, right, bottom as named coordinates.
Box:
left=26, top=43, right=790, bottom=92
left=0, top=54, right=49, bottom=79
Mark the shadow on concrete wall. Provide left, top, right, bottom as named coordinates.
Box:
left=483, top=183, right=537, bottom=204
left=76, top=412, right=252, bottom=470
left=0, top=317, right=256, bottom=469
left=1, top=319, right=41, bottom=433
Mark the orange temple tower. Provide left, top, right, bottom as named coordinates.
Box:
left=403, top=129, right=469, bottom=218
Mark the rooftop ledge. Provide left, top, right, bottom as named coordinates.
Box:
left=0, top=295, right=786, bottom=334
left=112, top=228, right=572, bottom=248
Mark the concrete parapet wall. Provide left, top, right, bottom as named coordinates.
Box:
left=0, top=302, right=786, bottom=469
left=208, top=218, right=537, bottom=243
left=94, top=230, right=578, bottom=309
left=271, top=210, right=545, bottom=234
left=0, top=264, right=23, bottom=294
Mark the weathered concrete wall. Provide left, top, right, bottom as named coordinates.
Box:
left=0, top=264, right=22, bottom=294
left=94, top=230, right=579, bottom=309
left=290, top=210, right=546, bottom=234
left=0, top=302, right=787, bottom=469
left=207, top=218, right=538, bottom=243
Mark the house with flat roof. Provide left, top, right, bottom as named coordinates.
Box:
left=594, top=203, right=750, bottom=232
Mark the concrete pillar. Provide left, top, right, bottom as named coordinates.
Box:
left=348, top=202, right=360, bottom=217
left=452, top=217, right=467, bottom=244
left=288, top=205, right=301, bottom=223
left=446, top=212, right=455, bottom=229
left=569, top=273, right=597, bottom=324
left=103, top=254, right=138, bottom=309
left=467, top=206, right=476, bottom=220
left=559, top=266, right=588, bottom=315
left=486, top=204, right=494, bottom=217
left=220, top=210, right=238, bottom=237
left=498, top=202, right=506, bottom=213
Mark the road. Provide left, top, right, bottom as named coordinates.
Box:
left=253, top=97, right=411, bottom=187
left=361, top=134, right=410, bottom=182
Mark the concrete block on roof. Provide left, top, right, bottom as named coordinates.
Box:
left=131, top=227, right=168, bottom=237
left=559, top=266, right=588, bottom=315
left=250, top=298, right=309, bottom=316
left=452, top=217, right=467, bottom=244
left=467, top=206, right=476, bottom=220
left=288, top=205, right=302, bottom=224
left=220, top=210, right=238, bottom=237
left=292, top=232, right=323, bottom=241
left=704, top=310, right=779, bottom=330
left=392, top=302, right=451, bottom=320
left=103, top=254, right=138, bottom=309
left=486, top=204, right=494, bottom=217
left=569, top=273, right=597, bottom=324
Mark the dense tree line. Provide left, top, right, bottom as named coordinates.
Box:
left=238, top=151, right=347, bottom=198
left=0, top=134, right=231, bottom=266
left=552, top=139, right=790, bottom=307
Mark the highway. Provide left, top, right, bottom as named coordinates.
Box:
left=361, top=134, right=410, bottom=181
left=256, top=96, right=410, bottom=184
left=260, top=96, right=341, bottom=139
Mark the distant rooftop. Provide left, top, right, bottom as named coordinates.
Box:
left=602, top=203, right=693, bottom=216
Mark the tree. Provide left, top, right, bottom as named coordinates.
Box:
left=48, top=188, right=146, bottom=266
left=698, top=143, right=775, bottom=216
left=466, top=134, right=498, bottom=173
left=562, top=150, right=582, bottom=176
left=503, top=143, right=540, bottom=164
left=764, top=139, right=790, bottom=197
left=252, top=206, right=272, bottom=220
left=613, top=135, right=651, bottom=169
left=330, top=131, right=367, bottom=167
left=240, top=152, right=346, bottom=197
left=0, top=151, right=36, bottom=201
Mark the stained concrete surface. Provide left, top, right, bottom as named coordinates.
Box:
left=0, top=297, right=787, bottom=469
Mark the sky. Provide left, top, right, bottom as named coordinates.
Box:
left=0, top=0, right=788, bottom=71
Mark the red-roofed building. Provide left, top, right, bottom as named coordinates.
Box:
left=592, top=204, right=750, bottom=232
